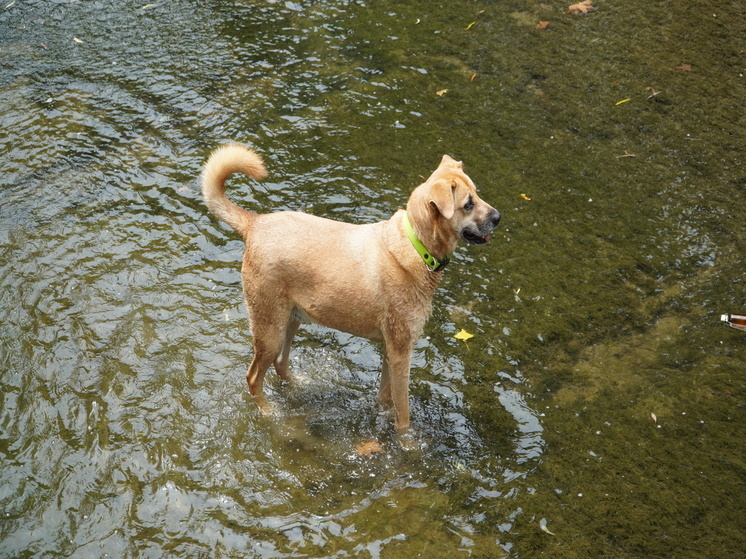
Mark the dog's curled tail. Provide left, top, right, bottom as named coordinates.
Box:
left=201, top=143, right=268, bottom=237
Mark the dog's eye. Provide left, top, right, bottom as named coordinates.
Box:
left=463, top=197, right=475, bottom=211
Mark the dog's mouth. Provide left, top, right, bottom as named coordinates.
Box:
left=461, top=229, right=491, bottom=245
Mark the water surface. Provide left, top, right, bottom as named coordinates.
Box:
left=1, top=0, right=744, bottom=557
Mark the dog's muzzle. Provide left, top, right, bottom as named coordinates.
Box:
left=461, top=209, right=501, bottom=245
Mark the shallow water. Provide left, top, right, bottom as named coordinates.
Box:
left=1, top=0, right=744, bottom=557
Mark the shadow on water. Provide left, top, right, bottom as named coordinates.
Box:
left=1, top=0, right=744, bottom=557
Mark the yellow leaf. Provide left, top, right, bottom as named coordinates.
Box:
left=454, top=329, right=474, bottom=342
left=436, top=89, right=448, bottom=97
left=615, top=98, right=631, bottom=106
left=520, top=193, right=532, bottom=200
left=355, top=440, right=384, bottom=455
left=568, top=0, right=595, bottom=15
left=73, top=37, right=84, bottom=43
left=466, top=21, right=476, bottom=30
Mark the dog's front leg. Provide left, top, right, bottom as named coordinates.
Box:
left=383, top=341, right=415, bottom=433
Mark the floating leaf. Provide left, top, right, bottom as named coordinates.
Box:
left=540, top=518, right=556, bottom=535
left=615, top=98, right=631, bottom=106
left=651, top=412, right=657, bottom=423
left=436, top=89, right=448, bottom=97
left=73, top=37, right=84, bottom=43
left=535, top=21, right=551, bottom=30
left=355, top=440, right=384, bottom=455
left=568, top=0, right=595, bottom=15
left=676, top=64, right=692, bottom=72
left=454, top=329, right=474, bottom=342
left=520, top=193, right=532, bottom=200
left=465, top=21, right=476, bottom=30
left=470, top=73, right=477, bottom=82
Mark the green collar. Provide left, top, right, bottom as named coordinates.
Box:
left=402, top=212, right=450, bottom=272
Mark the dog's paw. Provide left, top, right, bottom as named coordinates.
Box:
left=398, top=431, right=426, bottom=452
left=253, top=395, right=279, bottom=416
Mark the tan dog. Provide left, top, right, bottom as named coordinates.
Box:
left=201, top=143, right=500, bottom=433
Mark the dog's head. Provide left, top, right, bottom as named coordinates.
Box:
left=406, top=155, right=501, bottom=260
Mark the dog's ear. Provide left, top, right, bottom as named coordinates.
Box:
left=440, top=154, right=463, bottom=170
left=428, top=179, right=455, bottom=220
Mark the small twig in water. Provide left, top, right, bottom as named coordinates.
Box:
left=616, top=151, right=637, bottom=159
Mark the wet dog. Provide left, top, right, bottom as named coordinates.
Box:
left=201, top=144, right=500, bottom=433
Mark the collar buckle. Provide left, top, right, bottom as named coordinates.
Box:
left=433, top=256, right=450, bottom=272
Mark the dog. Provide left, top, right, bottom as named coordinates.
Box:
left=201, top=143, right=500, bottom=433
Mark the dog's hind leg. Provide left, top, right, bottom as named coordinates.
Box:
left=245, top=311, right=290, bottom=412
left=378, top=353, right=392, bottom=406
left=246, top=347, right=276, bottom=412
left=273, top=315, right=301, bottom=382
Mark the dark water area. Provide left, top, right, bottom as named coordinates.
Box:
left=1, top=0, right=744, bottom=557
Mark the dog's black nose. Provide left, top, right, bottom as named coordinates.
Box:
left=489, top=209, right=501, bottom=227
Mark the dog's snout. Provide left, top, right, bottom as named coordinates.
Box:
left=489, top=209, right=501, bottom=227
